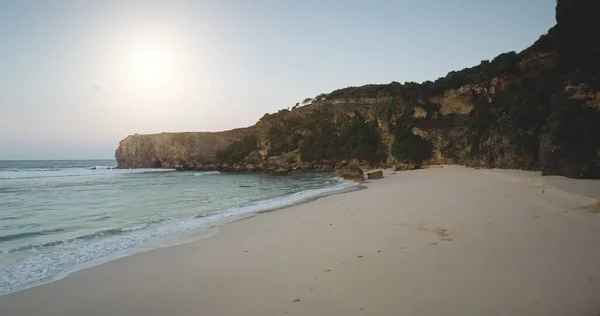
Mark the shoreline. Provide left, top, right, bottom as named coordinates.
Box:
left=1, top=166, right=599, bottom=315
left=0, top=175, right=362, bottom=297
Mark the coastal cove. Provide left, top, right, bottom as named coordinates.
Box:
left=2, top=1, right=599, bottom=315
left=1, top=166, right=599, bottom=315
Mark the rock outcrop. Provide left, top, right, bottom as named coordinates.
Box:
left=367, top=170, right=384, bottom=180
left=339, top=164, right=364, bottom=182
left=115, top=128, right=252, bottom=170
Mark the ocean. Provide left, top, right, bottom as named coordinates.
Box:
left=0, top=160, right=356, bottom=295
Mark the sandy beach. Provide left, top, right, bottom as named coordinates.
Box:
left=1, top=166, right=599, bottom=316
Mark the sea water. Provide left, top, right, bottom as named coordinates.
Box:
left=0, top=160, right=356, bottom=295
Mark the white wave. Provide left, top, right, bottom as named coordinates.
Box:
left=119, top=222, right=151, bottom=232
left=90, top=165, right=117, bottom=170
left=0, top=168, right=175, bottom=180
left=193, top=171, right=221, bottom=176
left=0, top=179, right=357, bottom=295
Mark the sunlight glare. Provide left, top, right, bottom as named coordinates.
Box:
left=129, top=37, right=172, bottom=85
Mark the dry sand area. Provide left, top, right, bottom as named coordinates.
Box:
left=1, top=166, right=599, bottom=316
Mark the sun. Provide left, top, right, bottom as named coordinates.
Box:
left=136, top=48, right=167, bottom=77
left=129, top=38, right=171, bottom=83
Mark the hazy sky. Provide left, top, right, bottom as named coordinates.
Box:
left=0, top=0, right=556, bottom=160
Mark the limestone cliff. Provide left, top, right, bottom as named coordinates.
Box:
left=115, top=128, right=253, bottom=169
left=115, top=0, right=599, bottom=178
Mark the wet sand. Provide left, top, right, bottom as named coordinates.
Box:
left=1, top=166, right=599, bottom=316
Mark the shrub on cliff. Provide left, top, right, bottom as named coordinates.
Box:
left=266, top=107, right=386, bottom=163
left=298, top=107, right=338, bottom=161
left=216, top=134, right=258, bottom=164
left=466, top=69, right=560, bottom=154
left=298, top=108, right=386, bottom=163
left=540, top=98, right=600, bottom=178
left=335, top=112, right=387, bottom=162
left=391, top=104, right=433, bottom=165
left=268, top=117, right=304, bottom=156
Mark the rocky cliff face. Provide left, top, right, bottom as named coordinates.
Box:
left=115, top=128, right=252, bottom=170
left=115, top=0, right=599, bottom=178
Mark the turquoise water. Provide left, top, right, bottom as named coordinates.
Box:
left=0, top=160, right=355, bottom=295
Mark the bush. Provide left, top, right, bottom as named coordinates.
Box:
left=268, top=117, right=303, bottom=156
left=541, top=98, right=600, bottom=177
left=216, top=134, right=258, bottom=164
left=391, top=104, right=433, bottom=165
left=265, top=107, right=386, bottom=163
left=336, top=112, right=387, bottom=162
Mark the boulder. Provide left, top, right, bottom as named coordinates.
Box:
left=184, top=161, right=197, bottom=170
left=367, top=170, right=384, bottom=180
left=233, top=163, right=244, bottom=172
left=298, top=162, right=311, bottom=170
left=274, top=167, right=289, bottom=174
left=339, top=164, right=363, bottom=181
left=266, top=156, right=291, bottom=170
left=394, top=163, right=418, bottom=171
left=244, top=151, right=261, bottom=164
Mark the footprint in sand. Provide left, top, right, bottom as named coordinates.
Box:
left=418, top=226, right=454, bottom=242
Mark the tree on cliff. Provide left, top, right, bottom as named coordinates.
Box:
left=302, top=98, right=313, bottom=105
left=314, top=93, right=327, bottom=102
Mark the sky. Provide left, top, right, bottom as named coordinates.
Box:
left=0, top=0, right=556, bottom=160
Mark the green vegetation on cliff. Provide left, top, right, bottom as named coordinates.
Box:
left=215, top=134, right=258, bottom=164
left=324, top=37, right=551, bottom=102
left=120, top=0, right=599, bottom=178
left=391, top=104, right=433, bottom=165
left=267, top=107, right=386, bottom=163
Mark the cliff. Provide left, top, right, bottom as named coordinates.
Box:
left=115, top=128, right=253, bottom=169
left=115, top=0, right=600, bottom=178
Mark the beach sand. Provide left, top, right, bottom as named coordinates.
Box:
left=1, top=166, right=599, bottom=315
